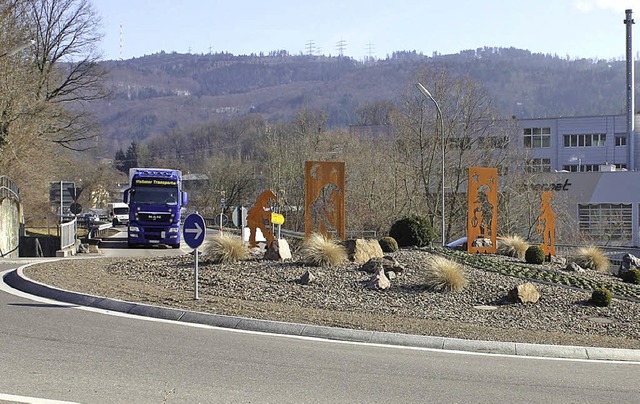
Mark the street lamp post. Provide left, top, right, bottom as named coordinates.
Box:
left=0, top=39, right=35, bottom=59
left=416, top=83, right=446, bottom=247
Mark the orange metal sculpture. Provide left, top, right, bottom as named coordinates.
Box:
left=536, top=191, right=556, bottom=257
left=246, top=189, right=277, bottom=248
left=467, top=167, right=498, bottom=253
left=304, top=161, right=345, bottom=239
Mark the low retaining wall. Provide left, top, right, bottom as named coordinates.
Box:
left=0, top=197, right=20, bottom=258
left=19, top=236, right=60, bottom=257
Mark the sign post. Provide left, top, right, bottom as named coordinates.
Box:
left=219, top=191, right=226, bottom=235
left=183, top=212, right=206, bottom=300
left=271, top=212, right=285, bottom=239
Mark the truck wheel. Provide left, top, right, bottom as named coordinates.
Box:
left=170, top=243, right=180, bottom=249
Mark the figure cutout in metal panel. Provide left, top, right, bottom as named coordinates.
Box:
left=467, top=167, right=498, bottom=253
left=247, top=190, right=277, bottom=248
left=537, top=191, right=556, bottom=257
left=304, top=161, right=345, bottom=239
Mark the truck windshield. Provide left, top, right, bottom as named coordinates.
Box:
left=131, top=187, right=178, bottom=205
left=113, top=207, right=129, bottom=215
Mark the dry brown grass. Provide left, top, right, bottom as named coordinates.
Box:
left=572, top=245, right=611, bottom=273
left=300, top=233, right=348, bottom=267
left=423, top=255, right=469, bottom=292
left=205, top=234, right=250, bottom=264
left=497, top=235, right=529, bottom=260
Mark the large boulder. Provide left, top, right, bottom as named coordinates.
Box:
left=299, top=270, right=316, bottom=285
left=564, top=261, right=585, bottom=272
left=343, top=238, right=383, bottom=264
left=366, top=263, right=391, bottom=290
left=263, top=239, right=292, bottom=261
left=619, top=253, right=640, bottom=276
left=508, top=282, right=541, bottom=304
left=360, top=256, right=405, bottom=276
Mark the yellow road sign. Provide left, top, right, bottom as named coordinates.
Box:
left=271, top=212, right=285, bottom=225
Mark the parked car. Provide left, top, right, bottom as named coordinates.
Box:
left=79, top=212, right=100, bottom=222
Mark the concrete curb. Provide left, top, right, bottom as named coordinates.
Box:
left=4, top=265, right=640, bottom=362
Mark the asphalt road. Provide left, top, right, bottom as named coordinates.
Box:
left=1, top=232, right=640, bottom=403
left=97, top=226, right=192, bottom=257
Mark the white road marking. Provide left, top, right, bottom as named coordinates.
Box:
left=2, top=269, right=639, bottom=366
left=0, top=392, right=79, bottom=403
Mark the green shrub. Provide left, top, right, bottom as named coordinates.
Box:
left=300, top=233, right=348, bottom=267
left=573, top=246, right=611, bottom=273
left=497, top=235, right=529, bottom=260
left=590, top=288, right=612, bottom=307
left=621, top=268, right=640, bottom=284
left=378, top=236, right=399, bottom=253
left=389, top=215, right=435, bottom=247
left=524, top=245, right=545, bottom=264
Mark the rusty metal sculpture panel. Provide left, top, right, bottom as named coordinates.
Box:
left=304, top=161, right=345, bottom=239
left=467, top=167, right=498, bottom=253
left=247, top=190, right=277, bottom=248
left=536, top=191, right=556, bottom=257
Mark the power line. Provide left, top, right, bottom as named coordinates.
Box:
left=305, top=40, right=316, bottom=56
left=119, top=21, right=124, bottom=60
left=336, top=38, right=347, bottom=56
left=366, top=41, right=375, bottom=61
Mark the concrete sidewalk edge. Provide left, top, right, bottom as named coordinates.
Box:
left=4, top=264, right=640, bottom=363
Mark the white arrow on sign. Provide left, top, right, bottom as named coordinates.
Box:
left=185, top=222, right=203, bottom=239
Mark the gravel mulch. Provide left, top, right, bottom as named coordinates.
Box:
left=23, top=248, right=640, bottom=350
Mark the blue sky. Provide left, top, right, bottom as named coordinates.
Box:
left=93, top=0, right=640, bottom=61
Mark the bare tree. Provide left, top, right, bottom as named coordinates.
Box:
left=356, top=100, right=394, bottom=125
left=391, top=67, right=525, bottom=242
left=28, top=0, right=106, bottom=150
left=193, top=155, right=258, bottom=219
left=1, top=0, right=105, bottom=215
left=0, top=1, right=54, bottom=214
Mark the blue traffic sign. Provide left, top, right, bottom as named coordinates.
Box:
left=183, top=213, right=206, bottom=249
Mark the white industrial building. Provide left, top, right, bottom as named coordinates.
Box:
left=514, top=113, right=640, bottom=247
left=503, top=8, right=640, bottom=248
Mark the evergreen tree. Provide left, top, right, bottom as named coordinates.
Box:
left=125, top=142, right=139, bottom=171
left=114, top=148, right=127, bottom=173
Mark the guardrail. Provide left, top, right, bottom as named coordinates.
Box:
left=60, top=218, right=77, bottom=250
left=88, top=222, right=113, bottom=239
left=555, top=244, right=640, bottom=267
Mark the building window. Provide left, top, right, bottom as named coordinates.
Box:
left=526, top=158, right=551, bottom=173
left=615, top=135, right=627, bottom=146
left=478, top=136, right=510, bottom=149
left=578, top=203, right=632, bottom=242
left=562, top=164, right=600, bottom=172
left=563, top=133, right=606, bottom=148
left=523, top=127, right=551, bottom=148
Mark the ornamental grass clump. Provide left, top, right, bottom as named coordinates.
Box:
left=205, top=234, right=250, bottom=264
left=422, top=255, right=468, bottom=292
left=300, top=233, right=348, bottom=267
left=497, top=235, right=529, bottom=260
left=573, top=246, right=611, bottom=273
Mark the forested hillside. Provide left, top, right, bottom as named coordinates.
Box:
left=91, top=46, right=630, bottom=155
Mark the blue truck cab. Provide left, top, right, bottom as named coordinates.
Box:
left=124, top=168, right=188, bottom=248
